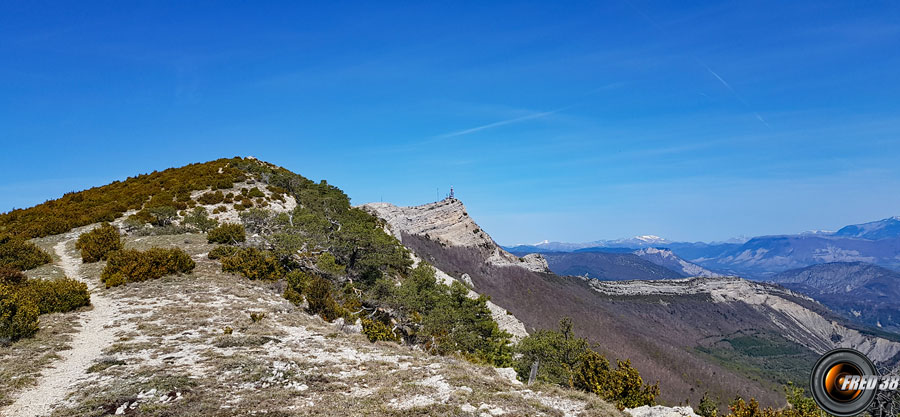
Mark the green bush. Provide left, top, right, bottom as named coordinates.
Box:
left=208, top=245, right=239, bottom=260
left=25, top=278, right=91, bottom=314
left=514, top=317, right=589, bottom=386
left=0, top=235, right=52, bottom=271
left=207, top=223, right=245, bottom=244
left=573, top=351, right=659, bottom=409
left=0, top=284, right=39, bottom=343
left=362, top=318, right=398, bottom=342
left=182, top=207, right=218, bottom=232
left=377, top=263, right=511, bottom=366
left=697, top=392, right=718, bottom=417
left=101, top=248, right=196, bottom=288
left=75, top=223, right=123, bottom=262
left=220, top=247, right=282, bottom=280
left=305, top=274, right=340, bottom=321
left=316, top=252, right=346, bottom=278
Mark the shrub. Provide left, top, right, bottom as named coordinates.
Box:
left=144, top=206, right=178, bottom=226
left=573, top=351, right=659, bottom=409
left=182, top=207, right=218, bottom=232
left=207, top=223, right=245, bottom=244
left=362, top=318, right=398, bottom=342
left=75, top=223, right=123, bottom=263
left=305, top=274, right=340, bottom=321
left=25, top=278, right=91, bottom=314
left=0, top=267, right=27, bottom=286
left=698, top=392, right=718, bottom=417
left=0, top=235, right=52, bottom=271
left=197, top=190, right=224, bottom=205
left=247, top=187, right=265, bottom=198
left=316, top=252, right=346, bottom=278
left=0, top=284, right=39, bottom=343
left=208, top=245, right=239, bottom=260
left=101, top=248, right=195, bottom=287
left=249, top=312, right=266, bottom=323
left=514, top=317, right=589, bottom=386
left=220, top=248, right=283, bottom=280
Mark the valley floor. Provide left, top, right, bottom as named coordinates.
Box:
left=1, top=232, right=623, bottom=417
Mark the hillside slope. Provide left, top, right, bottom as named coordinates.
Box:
left=3, top=231, right=621, bottom=416
left=1, top=159, right=624, bottom=416
left=364, top=198, right=900, bottom=408
left=770, top=262, right=900, bottom=333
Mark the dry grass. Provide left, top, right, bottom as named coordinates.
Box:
left=6, top=232, right=623, bottom=417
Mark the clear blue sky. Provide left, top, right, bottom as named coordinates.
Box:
left=2, top=2, right=900, bottom=244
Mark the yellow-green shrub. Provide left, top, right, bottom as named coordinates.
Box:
left=0, top=284, right=39, bottom=343
left=220, top=248, right=282, bottom=280
left=362, top=318, right=398, bottom=342
left=573, top=350, right=659, bottom=409
left=25, top=278, right=91, bottom=314
left=101, top=248, right=195, bottom=288
left=75, top=223, right=123, bottom=262
left=197, top=190, right=225, bottom=205
left=208, top=245, right=239, bottom=260
left=207, top=223, right=245, bottom=244
left=0, top=235, right=52, bottom=271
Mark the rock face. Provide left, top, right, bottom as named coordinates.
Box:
left=632, top=247, right=722, bottom=278
left=363, top=198, right=549, bottom=273
left=362, top=198, right=533, bottom=340
left=625, top=405, right=699, bottom=417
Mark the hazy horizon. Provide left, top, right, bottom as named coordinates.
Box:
left=2, top=2, right=899, bottom=244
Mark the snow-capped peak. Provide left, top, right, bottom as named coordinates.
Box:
left=534, top=239, right=550, bottom=245
left=635, top=235, right=667, bottom=243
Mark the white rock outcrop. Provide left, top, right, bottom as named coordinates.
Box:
left=625, top=405, right=700, bottom=417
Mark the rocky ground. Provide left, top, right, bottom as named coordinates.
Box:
left=1, top=230, right=625, bottom=417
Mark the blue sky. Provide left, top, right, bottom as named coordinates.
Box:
left=2, top=2, right=900, bottom=244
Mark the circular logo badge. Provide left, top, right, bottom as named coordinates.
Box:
left=811, top=348, right=878, bottom=416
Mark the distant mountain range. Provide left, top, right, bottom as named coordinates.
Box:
left=506, top=216, right=900, bottom=279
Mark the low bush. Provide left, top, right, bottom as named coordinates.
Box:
left=75, top=223, right=123, bottom=262
left=208, top=245, right=239, bottom=260
left=0, top=284, right=39, bottom=343
left=182, top=207, right=218, bottom=232
left=220, top=247, right=282, bottom=280
left=0, top=267, right=27, bottom=286
left=197, top=190, right=225, bottom=205
left=0, top=235, right=52, bottom=271
left=207, top=223, right=245, bottom=244
left=361, top=318, right=398, bottom=342
left=101, top=248, right=195, bottom=288
left=25, top=278, right=91, bottom=314
left=305, top=274, right=341, bottom=321
left=574, top=351, right=659, bottom=409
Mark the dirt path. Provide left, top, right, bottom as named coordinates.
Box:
left=3, top=235, right=120, bottom=417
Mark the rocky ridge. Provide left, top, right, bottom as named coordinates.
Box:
left=585, top=276, right=900, bottom=363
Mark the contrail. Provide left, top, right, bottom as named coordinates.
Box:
left=623, top=0, right=770, bottom=128
left=437, top=105, right=574, bottom=139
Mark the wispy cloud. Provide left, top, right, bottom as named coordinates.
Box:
left=436, top=106, right=572, bottom=138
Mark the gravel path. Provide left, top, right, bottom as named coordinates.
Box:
left=3, top=235, right=120, bottom=417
